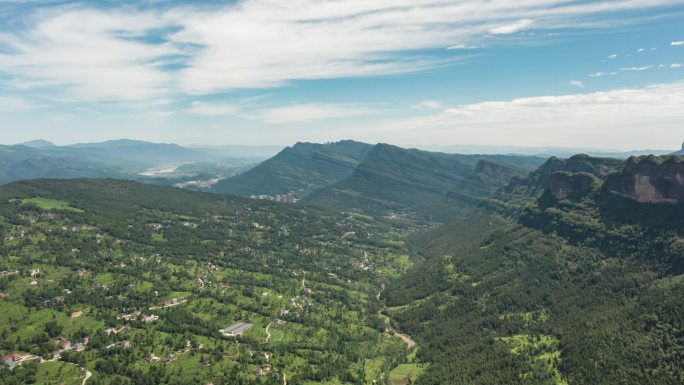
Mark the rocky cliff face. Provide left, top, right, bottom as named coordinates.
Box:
left=548, top=172, right=600, bottom=200
left=604, top=156, right=684, bottom=203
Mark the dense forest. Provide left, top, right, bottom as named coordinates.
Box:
left=384, top=154, right=684, bottom=385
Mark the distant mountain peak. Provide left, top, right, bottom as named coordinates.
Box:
left=69, top=139, right=182, bottom=149
left=18, top=139, right=56, bottom=148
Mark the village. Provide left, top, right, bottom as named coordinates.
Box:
left=0, top=193, right=413, bottom=384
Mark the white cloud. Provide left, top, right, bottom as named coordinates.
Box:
left=672, top=41, right=684, bottom=46
left=672, top=63, right=682, bottom=68
left=187, top=102, right=242, bottom=117
left=568, top=80, right=584, bottom=87
left=260, top=103, right=375, bottom=124
left=447, top=44, right=478, bottom=50
left=619, top=66, right=653, bottom=71
left=334, top=82, right=684, bottom=149
left=608, top=54, right=618, bottom=59
left=1, top=1, right=683, bottom=100
left=638, top=48, right=645, bottom=52
left=0, top=8, right=176, bottom=100
left=412, top=100, right=443, bottom=110
left=489, top=19, right=535, bottom=35
left=0, top=96, right=35, bottom=111
left=588, top=71, right=616, bottom=77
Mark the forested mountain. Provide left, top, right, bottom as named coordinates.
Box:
left=0, top=178, right=412, bottom=384
left=383, top=154, right=684, bottom=385
left=211, top=140, right=375, bottom=197
left=63, top=140, right=211, bottom=166
left=304, top=144, right=544, bottom=222
left=0, top=145, right=129, bottom=183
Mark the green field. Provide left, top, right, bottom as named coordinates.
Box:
left=389, top=363, right=427, bottom=385
left=35, top=361, right=82, bottom=385
left=14, top=197, right=84, bottom=212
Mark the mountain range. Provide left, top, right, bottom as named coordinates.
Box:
left=6, top=138, right=683, bottom=224
left=211, top=140, right=546, bottom=222
left=211, top=140, right=374, bottom=197
left=0, top=140, right=683, bottom=384
left=304, top=143, right=544, bottom=221
left=0, top=139, right=279, bottom=187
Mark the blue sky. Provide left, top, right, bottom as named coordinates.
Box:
left=0, top=0, right=683, bottom=150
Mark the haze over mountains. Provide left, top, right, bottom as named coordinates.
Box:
left=0, top=139, right=280, bottom=187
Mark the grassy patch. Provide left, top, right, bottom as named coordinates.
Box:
left=35, top=361, right=82, bottom=385
left=15, top=197, right=84, bottom=212
left=151, top=233, right=166, bottom=242
left=389, top=363, right=427, bottom=385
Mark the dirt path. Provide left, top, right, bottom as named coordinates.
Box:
left=264, top=321, right=273, bottom=344
left=81, top=370, right=92, bottom=385
left=377, top=287, right=416, bottom=349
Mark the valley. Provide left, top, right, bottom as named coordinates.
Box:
left=0, top=147, right=683, bottom=385
left=3, top=1, right=683, bottom=383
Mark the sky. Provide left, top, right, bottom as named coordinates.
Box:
left=0, top=0, right=683, bottom=150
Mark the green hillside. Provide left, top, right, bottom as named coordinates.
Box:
left=0, top=179, right=414, bottom=385
left=305, top=144, right=543, bottom=222
left=211, top=140, right=374, bottom=197
left=383, top=154, right=684, bottom=385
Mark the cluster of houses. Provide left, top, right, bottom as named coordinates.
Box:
left=152, top=297, right=187, bottom=309
left=58, top=336, right=89, bottom=352
left=249, top=193, right=298, bottom=203
left=117, top=310, right=158, bottom=323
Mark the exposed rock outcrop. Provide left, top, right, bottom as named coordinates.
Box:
left=604, top=156, right=684, bottom=204
left=548, top=172, right=600, bottom=200
left=530, top=155, right=622, bottom=188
